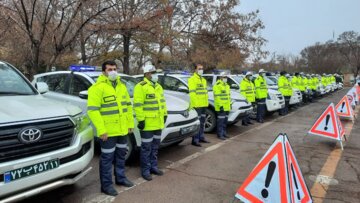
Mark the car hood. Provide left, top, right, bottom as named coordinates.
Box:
left=0, top=95, right=82, bottom=124
left=164, top=93, right=189, bottom=111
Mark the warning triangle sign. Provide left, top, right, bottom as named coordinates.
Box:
left=308, top=103, right=342, bottom=141
left=284, top=136, right=312, bottom=203
left=335, top=95, right=354, bottom=119
left=235, top=134, right=312, bottom=203
left=235, top=135, right=291, bottom=203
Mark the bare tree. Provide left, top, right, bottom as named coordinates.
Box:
left=337, top=31, right=360, bottom=78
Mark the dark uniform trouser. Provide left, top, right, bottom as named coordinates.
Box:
left=216, top=111, right=229, bottom=138
left=243, top=102, right=255, bottom=124
left=99, top=136, right=128, bottom=191
left=193, top=107, right=206, bottom=143
left=256, top=98, right=266, bottom=122
left=284, top=96, right=291, bottom=114
left=301, top=91, right=307, bottom=103
left=140, top=130, right=161, bottom=176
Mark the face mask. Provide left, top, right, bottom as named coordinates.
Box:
left=197, top=70, right=204, bottom=76
left=222, top=78, right=227, bottom=83
left=151, top=74, right=159, bottom=83
left=108, top=71, right=118, bottom=81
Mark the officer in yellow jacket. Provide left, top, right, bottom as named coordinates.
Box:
left=87, top=60, right=134, bottom=196
left=213, top=72, right=231, bottom=140
left=188, top=63, right=210, bottom=147
left=240, top=71, right=255, bottom=126
left=133, top=64, right=167, bottom=181
left=278, top=71, right=292, bottom=115
left=254, top=69, right=268, bottom=123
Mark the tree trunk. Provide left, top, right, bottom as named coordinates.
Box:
left=80, top=29, right=87, bottom=64
left=123, top=33, right=131, bottom=74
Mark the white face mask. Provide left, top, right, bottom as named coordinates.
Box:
left=151, top=74, right=158, bottom=83
left=222, top=78, right=227, bottom=83
left=197, top=70, right=204, bottom=76
left=108, top=71, right=118, bottom=81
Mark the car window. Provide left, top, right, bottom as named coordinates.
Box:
left=265, top=77, right=277, bottom=85
left=162, top=76, right=186, bottom=91
left=69, top=74, right=92, bottom=96
left=37, top=74, right=68, bottom=93
left=231, top=75, right=244, bottom=84
left=227, top=77, right=239, bottom=89
left=203, top=76, right=214, bottom=87
left=0, top=63, right=36, bottom=95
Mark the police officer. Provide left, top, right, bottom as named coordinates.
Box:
left=87, top=60, right=134, bottom=196
left=254, top=69, right=268, bottom=123
left=213, top=72, right=231, bottom=140
left=278, top=71, right=292, bottom=115
left=133, top=64, right=167, bottom=181
left=240, top=71, right=255, bottom=126
left=188, top=63, right=210, bottom=147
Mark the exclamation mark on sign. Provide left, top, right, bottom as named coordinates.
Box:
left=261, top=161, right=276, bottom=198
left=291, top=163, right=301, bottom=200
left=324, top=114, right=330, bottom=131
left=340, top=102, right=345, bottom=113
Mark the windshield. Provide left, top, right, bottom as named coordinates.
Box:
left=179, top=76, right=190, bottom=84
left=231, top=75, right=244, bottom=84
left=91, top=75, right=139, bottom=97
left=265, top=76, right=277, bottom=86
left=0, top=63, right=36, bottom=95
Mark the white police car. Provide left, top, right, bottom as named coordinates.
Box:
left=32, top=65, right=200, bottom=161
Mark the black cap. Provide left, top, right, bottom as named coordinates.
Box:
left=280, top=71, right=286, bottom=76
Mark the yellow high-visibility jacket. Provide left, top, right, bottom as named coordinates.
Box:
left=87, top=74, right=134, bottom=137
left=188, top=73, right=209, bottom=108
left=213, top=79, right=231, bottom=111
left=133, top=78, right=167, bottom=131
left=254, top=75, right=268, bottom=99
left=240, top=78, right=256, bottom=103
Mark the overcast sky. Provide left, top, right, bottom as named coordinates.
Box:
left=235, top=0, right=360, bottom=57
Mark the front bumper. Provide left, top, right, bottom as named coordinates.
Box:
left=0, top=124, right=94, bottom=201
left=266, top=99, right=285, bottom=112
left=228, top=102, right=252, bottom=123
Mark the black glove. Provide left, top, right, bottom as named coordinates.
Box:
left=164, top=116, right=167, bottom=124
left=137, top=120, right=145, bottom=130
left=220, top=106, right=224, bottom=113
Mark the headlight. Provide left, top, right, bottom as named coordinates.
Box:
left=267, top=93, right=277, bottom=100
left=72, top=113, right=91, bottom=132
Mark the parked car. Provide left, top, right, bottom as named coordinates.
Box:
left=33, top=69, right=200, bottom=160
left=134, top=72, right=253, bottom=132
left=0, top=61, right=93, bottom=202
left=229, top=74, right=285, bottom=115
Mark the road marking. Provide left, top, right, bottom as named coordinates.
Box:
left=310, top=105, right=358, bottom=203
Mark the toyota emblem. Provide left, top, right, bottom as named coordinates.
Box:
left=18, top=127, right=43, bottom=144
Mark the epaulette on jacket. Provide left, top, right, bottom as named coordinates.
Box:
left=140, top=81, right=147, bottom=86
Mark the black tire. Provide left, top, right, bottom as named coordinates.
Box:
left=125, top=134, right=137, bottom=162
left=266, top=111, right=275, bottom=116
left=204, top=108, right=216, bottom=133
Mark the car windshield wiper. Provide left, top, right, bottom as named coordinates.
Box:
left=0, top=91, right=34, bottom=95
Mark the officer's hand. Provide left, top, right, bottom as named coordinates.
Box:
left=137, top=120, right=145, bottom=130
left=100, top=133, right=108, bottom=141
left=128, top=128, right=133, bottom=133
left=220, top=106, right=224, bottom=113
left=164, top=116, right=167, bottom=124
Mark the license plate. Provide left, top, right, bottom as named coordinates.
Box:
left=4, top=159, right=59, bottom=183
left=180, top=126, right=193, bottom=135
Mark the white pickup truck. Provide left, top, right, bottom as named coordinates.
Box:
left=0, top=61, right=94, bottom=202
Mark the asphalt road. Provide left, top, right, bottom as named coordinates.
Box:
left=22, top=88, right=360, bottom=203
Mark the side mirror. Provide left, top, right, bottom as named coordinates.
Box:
left=79, top=90, right=88, bottom=99
left=35, top=82, right=49, bottom=94
left=178, top=86, right=189, bottom=93
left=230, top=84, right=239, bottom=90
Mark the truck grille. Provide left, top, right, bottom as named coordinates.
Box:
left=0, top=118, right=75, bottom=163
